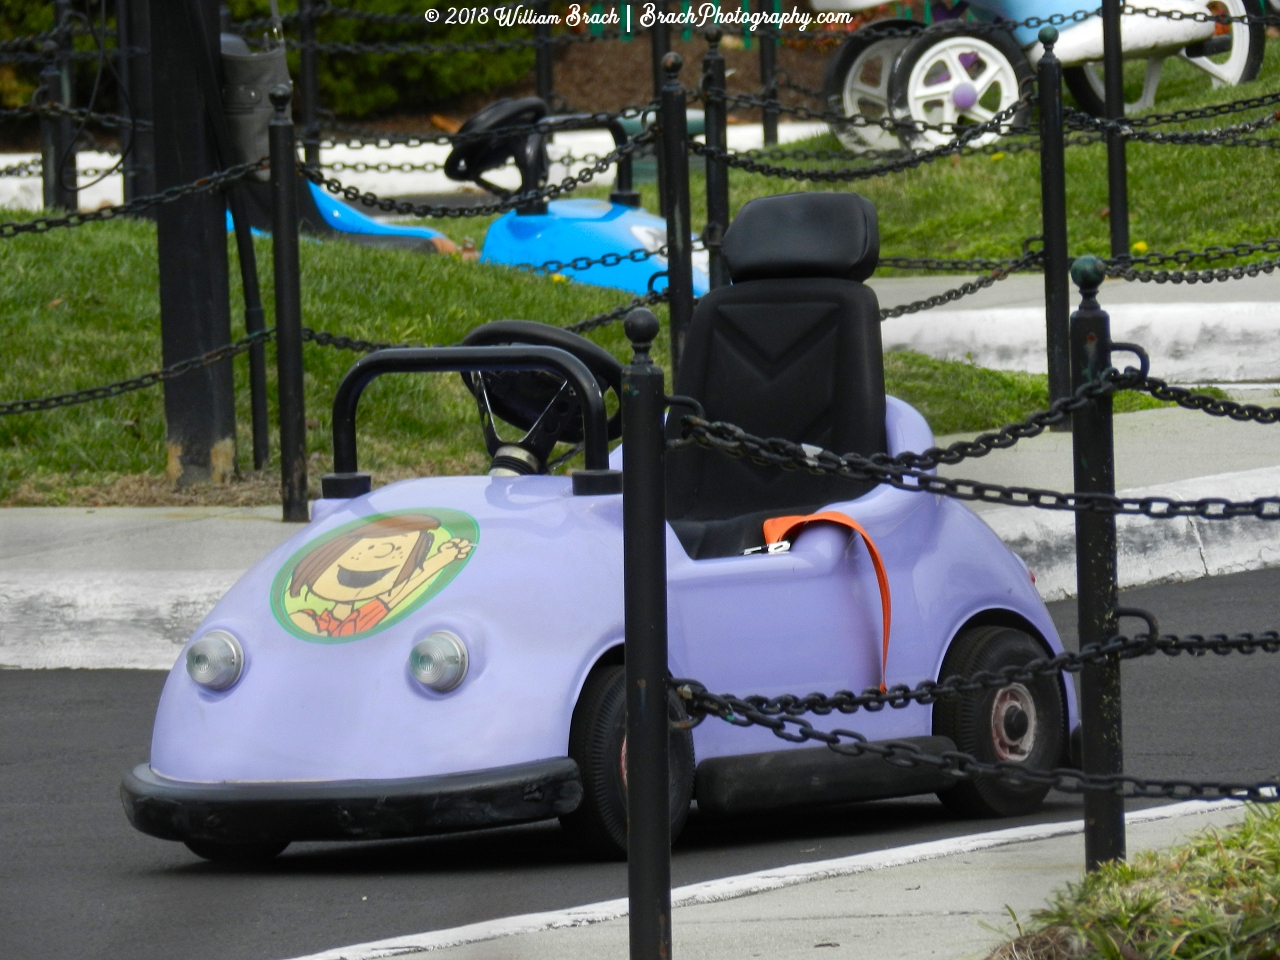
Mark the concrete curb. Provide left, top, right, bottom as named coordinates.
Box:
left=1, top=467, right=1276, bottom=670
left=882, top=302, right=1280, bottom=382
left=984, top=465, right=1280, bottom=601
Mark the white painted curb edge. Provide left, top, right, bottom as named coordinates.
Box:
left=284, top=799, right=1241, bottom=960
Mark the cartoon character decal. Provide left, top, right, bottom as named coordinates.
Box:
left=271, top=509, right=478, bottom=642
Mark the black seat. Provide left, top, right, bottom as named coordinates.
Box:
left=664, top=192, right=887, bottom=560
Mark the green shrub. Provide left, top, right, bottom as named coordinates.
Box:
left=1, top=0, right=536, bottom=117
left=225, top=0, right=535, bottom=116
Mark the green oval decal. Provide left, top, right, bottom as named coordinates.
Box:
left=271, top=508, right=479, bottom=643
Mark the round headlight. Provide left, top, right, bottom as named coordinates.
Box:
left=409, top=632, right=468, bottom=692
left=186, top=631, right=244, bottom=690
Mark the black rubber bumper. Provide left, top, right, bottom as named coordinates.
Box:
left=121, top=757, right=583, bottom=844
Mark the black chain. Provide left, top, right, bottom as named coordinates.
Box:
left=1128, top=375, right=1280, bottom=424
left=1107, top=253, right=1280, bottom=285
left=0, top=329, right=275, bottom=416
left=880, top=249, right=1043, bottom=318
left=1, top=101, right=151, bottom=131
left=318, top=104, right=654, bottom=151
left=284, top=28, right=622, bottom=57
left=0, top=159, right=267, bottom=240
left=0, top=159, right=42, bottom=178
left=695, top=97, right=1032, bottom=183
left=679, top=679, right=1279, bottom=802
left=674, top=629, right=1280, bottom=725
left=674, top=366, right=1280, bottom=520
left=567, top=290, right=670, bottom=334
left=301, top=133, right=645, bottom=219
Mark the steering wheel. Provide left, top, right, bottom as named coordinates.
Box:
left=444, top=97, right=549, bottom=193
left=460, top=321, right=623, bottom=475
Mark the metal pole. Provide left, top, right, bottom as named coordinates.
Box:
left=534, top=0, right=554, bottom=108
left=621, top=307, right=673, bottom=960
left=53, top=0, right=77, bottom=208
left=650, top=0, right=670, bottom=215
left=1038, top=27, right=1070, bottom=422
left=299, top=0, right=320, bottom=169
left=1101, top=0, right=1129, bottom=258
left=38, top=45, right=73, bottom=211
left=180, top=0, right=271, bottom=471
left=757, top=0, right=778, bottom=146
left=660, top=53, right=694, bottom=377
left=269, top=85, right=310, bottom=522
left=121, top=0, right=156, bottom=202
left=702, top=29, right=730, bottom=290
left=1069, top=254, right=1125, bottom=871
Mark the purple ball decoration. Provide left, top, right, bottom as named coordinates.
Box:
left=952, top=82, right=978, bottom=111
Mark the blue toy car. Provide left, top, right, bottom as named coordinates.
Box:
left=121, top=191, right=1075, bottom=864
left=444, top=97, right=710, bottom=296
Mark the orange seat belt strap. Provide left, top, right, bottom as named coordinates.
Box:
left=762, top=511, right=892, bottom=692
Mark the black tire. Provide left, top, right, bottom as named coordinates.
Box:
left=1064, top=0, right=1266, bottom=117
left=888, top=21, right=1033, bottom=152
left=822, top=20, right=923, bottom=153
left=184, top=839, right=289, bottom=864
left=932, top=625, right=1065, bottom=818
left=560, top=665, right=694, bottom=860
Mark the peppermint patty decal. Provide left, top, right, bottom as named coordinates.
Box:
left=272, top=509, right=478, bottom=642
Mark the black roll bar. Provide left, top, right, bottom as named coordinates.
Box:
left=322, top=346, right=615, bottom=500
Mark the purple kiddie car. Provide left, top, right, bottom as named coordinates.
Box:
left=121, top=191, right=1078, bottom=863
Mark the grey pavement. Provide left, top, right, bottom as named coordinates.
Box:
left=300, top=804, right=1246, bottom=960
left=869, top=271, right=1280, bottom=310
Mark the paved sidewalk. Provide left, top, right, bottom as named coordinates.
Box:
left=289, top=802, right=1245, bottom=960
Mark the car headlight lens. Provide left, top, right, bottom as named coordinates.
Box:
left=186, top=630, right=244, bottom=690
left=409, top=632, right=469, bottom=692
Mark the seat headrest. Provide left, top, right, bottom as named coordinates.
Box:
left=721, top=192, right=879, bottom=284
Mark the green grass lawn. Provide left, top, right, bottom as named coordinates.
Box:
left=990, top=806, right=1280, bottom=960
left=4, top=43, right=1262, bottom=505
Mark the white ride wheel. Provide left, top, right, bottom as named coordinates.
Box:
left=1065, top=0, right=1266, bottom=115
left=888, top=24, right=1033, bottom=151
left=822, top=20, right=922, bottom=153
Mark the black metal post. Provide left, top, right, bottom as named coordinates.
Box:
left=299, top=0, right=320, bottom=169
left=621, top=307, right=673, bottom=960
left=1038, top=27, right=1070, bottom=422
left=702, top=29, right=730, bottom=290
left=1069, top=254, right=1125, bottom=871
left=120, top=0, right=156, bottom=202
left=269, top=85, right=310, bottom=522
left=151, top=0, right=238, bottom=486
left=757, top=0, right=778, bottom=146
left=650, top=0, right=670, bottom=214
left=38, top=44, right=75, bottom=211
left=53, top=0, right=77, bottom=206
left=179, top=0, right=271, bottom=471
left=660, top=53, right=694, bottom=377
left=534, top=0, right=554, bottom=108
left=1101, top=0, right=1129, bottom=258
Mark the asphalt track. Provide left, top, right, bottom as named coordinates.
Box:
left=3, top=568, right=1279, bottom=960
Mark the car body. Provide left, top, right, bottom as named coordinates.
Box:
left=121, top=393, right=1075, bottom=853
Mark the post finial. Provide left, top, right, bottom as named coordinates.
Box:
left=269, top=83, right=293, bottom=114
left=1071, top=254, right=1106, bottom=312
left=40, top=40, right=57, bottom=61
left=625, top=308, right=661, bottom=363
left=663, top=51, right=683, bottom=77
left=1038, top=25, right=1058, bottom=50
left=705, top=26, right=723, bottom=47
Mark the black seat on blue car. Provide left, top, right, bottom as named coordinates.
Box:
left=664, top=191, right=887, bottom=560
